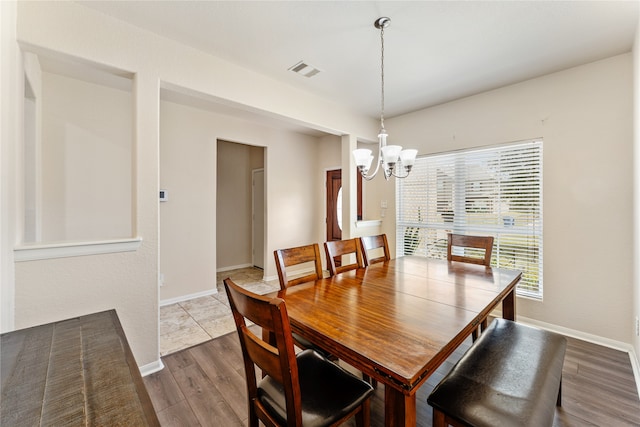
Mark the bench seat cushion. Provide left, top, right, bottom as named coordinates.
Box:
left=427, top=319, right=567, bottom=427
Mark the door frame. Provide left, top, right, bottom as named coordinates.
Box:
left=252, top=168, right=265, bottom=269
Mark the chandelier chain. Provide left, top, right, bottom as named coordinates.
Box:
left=380, top=25, right=385, bottom=131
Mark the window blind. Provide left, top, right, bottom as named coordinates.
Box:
left=396, top=139, right=543, bottom=298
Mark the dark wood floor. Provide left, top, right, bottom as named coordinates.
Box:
left=144, top=327, right=640, bottom=426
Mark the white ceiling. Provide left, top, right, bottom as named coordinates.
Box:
left=76, top=0, right=639, bottom=120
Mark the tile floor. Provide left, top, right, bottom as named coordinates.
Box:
left=159, top=267, right=279, bottom=356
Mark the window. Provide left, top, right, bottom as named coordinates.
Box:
left=396, top=140, right=543, bottom=298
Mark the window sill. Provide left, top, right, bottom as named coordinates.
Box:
left=14, top=237, right=143, bottom=262
left=355, top=220, right=382, bottom=228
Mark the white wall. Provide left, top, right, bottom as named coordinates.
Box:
left=376, top=54, right=633, bottom=344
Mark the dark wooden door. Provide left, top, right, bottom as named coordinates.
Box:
left=326, top=169, right=363, bottom=244
left=326, top=169, right=342, bottom=242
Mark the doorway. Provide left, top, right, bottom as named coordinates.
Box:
left=216, top=141, right=265, bottom=271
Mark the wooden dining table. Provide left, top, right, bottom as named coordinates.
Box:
left=274, top=255, right=522, bottom=427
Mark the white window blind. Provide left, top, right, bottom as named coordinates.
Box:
left=396, top=139, right=543, bottom=298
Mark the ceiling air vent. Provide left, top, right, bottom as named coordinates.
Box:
left=288, top=61, right=321, bottom=78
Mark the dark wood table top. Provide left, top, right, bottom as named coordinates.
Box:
left=275, top=256, right=521, bottom=426
left=1, top=309, right=160, bottom=426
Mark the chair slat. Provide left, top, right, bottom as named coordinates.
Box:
left=447, top=234, right=494, bottom=266
left=324, top=239, right=364, bottom=276
left=360, top=234, right=390, bottom=266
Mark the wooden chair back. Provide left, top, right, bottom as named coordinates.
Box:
left=274, top=244, right=323, bottom=289
left=447, top=233, right=494, bottom=266
left=360, top=234, right=391, bottom=266
left=324, top=239, right=364, bottom=276
left=223, top=278, right=303, bottom=426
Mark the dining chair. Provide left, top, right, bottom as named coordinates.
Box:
left=447, top=233, right=494, bottom=266
left=360, top=234, right=391, bottom=266
left=324, top=238, right=365, bottom=276
left=274, top=243, right=324, bottom=289
left=273, top=244, right=334, bottom=359
left=447, top=233, right=494, bottom=340
left=224, top=278, right=374, bottom=427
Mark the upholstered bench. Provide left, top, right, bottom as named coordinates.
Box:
left=427, top=318, right=567, bottom=427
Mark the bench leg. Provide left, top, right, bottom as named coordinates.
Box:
left=433, top=408, right=468, bottom=427
left=556, top=377, right=562, bottom=406
left=471, top=318, right=489, bottom=342
left=432, top=408, right=447, bottom=427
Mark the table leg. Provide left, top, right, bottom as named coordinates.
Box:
left=502, top=288, right=516, bottom=320
left=384, top=386, right=416, bottom=427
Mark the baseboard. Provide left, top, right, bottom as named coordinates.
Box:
left=629, top=346, right=640, bottom=399
left=217, top=263, right=253, bottom=273
left=518, top=315, right=640, bottom=398
left=160, top=288, right=218, bottom=307
left=518, top=316, right=631, bottom=351
left=139, top=359, right=164, bottom=377
left=263, top=274, right=278, bottom=282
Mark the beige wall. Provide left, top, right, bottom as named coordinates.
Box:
left=159, top=100, right=217, bottom=301
left=41, top=72, right=132, bottom=242
left=633, top=13, right=640, bottom=362
left=8, top=1, right=376, bottom=368
left=5, top=0, right=638, bottom=371
left=315, top=135, right=341, bottom=267
left=265, top=132, right=323, bottom=270
left=374, top=54, right=634, bottom=344
left=1, top=0, right=19, bottom=332
left=160, top=97, right=323, bottom=303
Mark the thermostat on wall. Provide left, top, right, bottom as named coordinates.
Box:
left=159, top=189, right=168, bottom=202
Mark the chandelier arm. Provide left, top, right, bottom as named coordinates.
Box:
left=359, top=146, right=384, bottom=180
left=390, top=168, right=411, bottom=179
left=390, top=162, right=414, bottom=179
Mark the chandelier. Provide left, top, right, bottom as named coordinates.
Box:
left=353, top=17, right=417, bottom=181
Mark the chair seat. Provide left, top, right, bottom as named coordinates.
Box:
left=258, top=349, right=374, bottom=427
